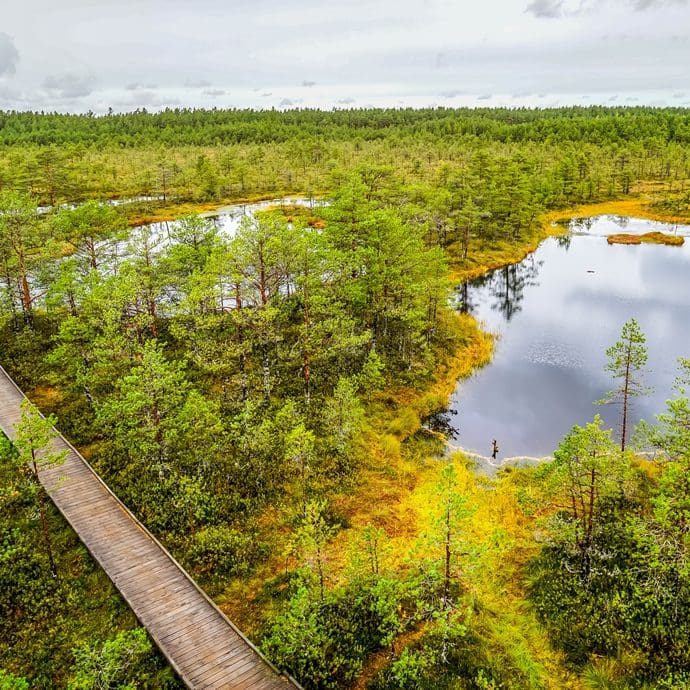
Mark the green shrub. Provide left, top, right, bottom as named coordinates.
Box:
left=186, top=525, right=266, bottom=578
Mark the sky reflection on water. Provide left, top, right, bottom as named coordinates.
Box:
left=449, top=215, right=690, bottom=461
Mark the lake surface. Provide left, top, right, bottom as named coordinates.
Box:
left=447, top=215, right=690, bottom=465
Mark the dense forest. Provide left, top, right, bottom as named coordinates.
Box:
left=1, top=107, right=690, bottom=689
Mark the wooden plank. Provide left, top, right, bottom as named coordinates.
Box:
left=0, top=365, right=301, bottom=690
left=158, top=610, right=226, bottom=644
left=199, top=657, right=266, bottom=687
left=234, top=665, right=278, bottom=690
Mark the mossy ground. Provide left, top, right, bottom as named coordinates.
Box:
left=607, top=231, right=684, bottom=246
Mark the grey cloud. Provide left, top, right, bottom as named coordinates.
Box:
left=280, top=98, right=294, bottom=106
left=43, top=73, right=97, bottom=98
left=203, top=89, right=226, bottom=97
left=0, top=33, right=19, bottom=77
left=337, top=97, right=355, bottom=104
left=344, top=33, right=690, bottom=97
left=526, top=0, right=685, bottom=18
left=185, top=79, right=212, bottom=88
left=434, top=52, right=448, bottom=68
left=631, top=0, right=687, bottom=9
left=302, top=80, right=316, bottom=87
left=0, top=85, right=19, bottom=100
left=525, top=0, right=564, bottom=18
left=440, top=89, right=464, bottom=97
left=126, top=82, right=158, bottom=91
left=477, top=93, right=492, bottom=100
left=117, top=90, right=180, bottom=108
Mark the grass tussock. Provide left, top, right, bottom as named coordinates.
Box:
left=606, top=231, right=684, bottom=246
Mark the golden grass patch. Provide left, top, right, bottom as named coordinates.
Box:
left=607, top=231, right=684, bottom=246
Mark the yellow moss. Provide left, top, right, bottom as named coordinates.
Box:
left=545, top=197, right=690, bottom=226
left=122, top=191, right=321, bottom=226
left=607, top=231, right=684, bottom=246
left=385, top=408, right=421, bottom=438
left=379, top=433, right=402, bottom=460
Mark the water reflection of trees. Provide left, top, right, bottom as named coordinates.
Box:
left=458, top=255, right=542, bottom=321
left=456, top=280, right=477, bottom=314
left=423, top=409, right=459, bottom=440
left=568, top=217, right=594, bottom=233
left=556, top=234, right=572, bottom=251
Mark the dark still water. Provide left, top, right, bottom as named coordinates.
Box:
left=448, top=215, right=690, bottom=463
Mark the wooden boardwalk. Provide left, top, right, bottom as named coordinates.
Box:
left=0, top=364, right=300, bottom=690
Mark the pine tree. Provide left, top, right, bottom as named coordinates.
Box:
left=598, top=318, right=651, bottom=452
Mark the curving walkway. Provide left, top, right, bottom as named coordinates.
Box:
left=0, top=365, right=300, bottom=690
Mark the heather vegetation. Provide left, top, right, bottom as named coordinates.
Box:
left=1, top=107, right=690, bottom=688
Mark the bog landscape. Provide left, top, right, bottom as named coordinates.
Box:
left=1, top=105, right=690, bottom=689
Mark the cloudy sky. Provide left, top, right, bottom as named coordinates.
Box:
left=0, top=0, right=689, bottom=113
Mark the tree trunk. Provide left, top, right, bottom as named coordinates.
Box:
left=32, top=455, right=57, bottom=578
left=621, top=351, right=631, bottom=452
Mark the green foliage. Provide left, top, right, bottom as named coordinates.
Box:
left=372, top=603, right=538, bottom=690
left=51, top=201, right=126, bottom=274
left=67, top=628, right=175, bottom=690
left=186, top=525, right=266, bottom=579
left=0, top=431, right=178, bottom=688
left=0, top=670, right=29, bottom=690
left=380, top=648, right=430, bottom=689
left=545, top=415, right=629, bottom=583
left=0, top=191, right=48, bottom=318
left=263, top=576, right=405, bottom=690
left=357, top=350, right=385, bottom=393
left=643, top=358, right=690, bottom=461
left=322, top=377, right=365, bottom=465
left=529, top=408, right=690, bottom=685
left=597, top=318, right=651, bottom=451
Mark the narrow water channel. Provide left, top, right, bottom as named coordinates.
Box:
left=448, top=215, right=690, bottom=467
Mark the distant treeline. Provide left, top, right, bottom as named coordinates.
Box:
left=1, top=106, right=690, bottom=147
